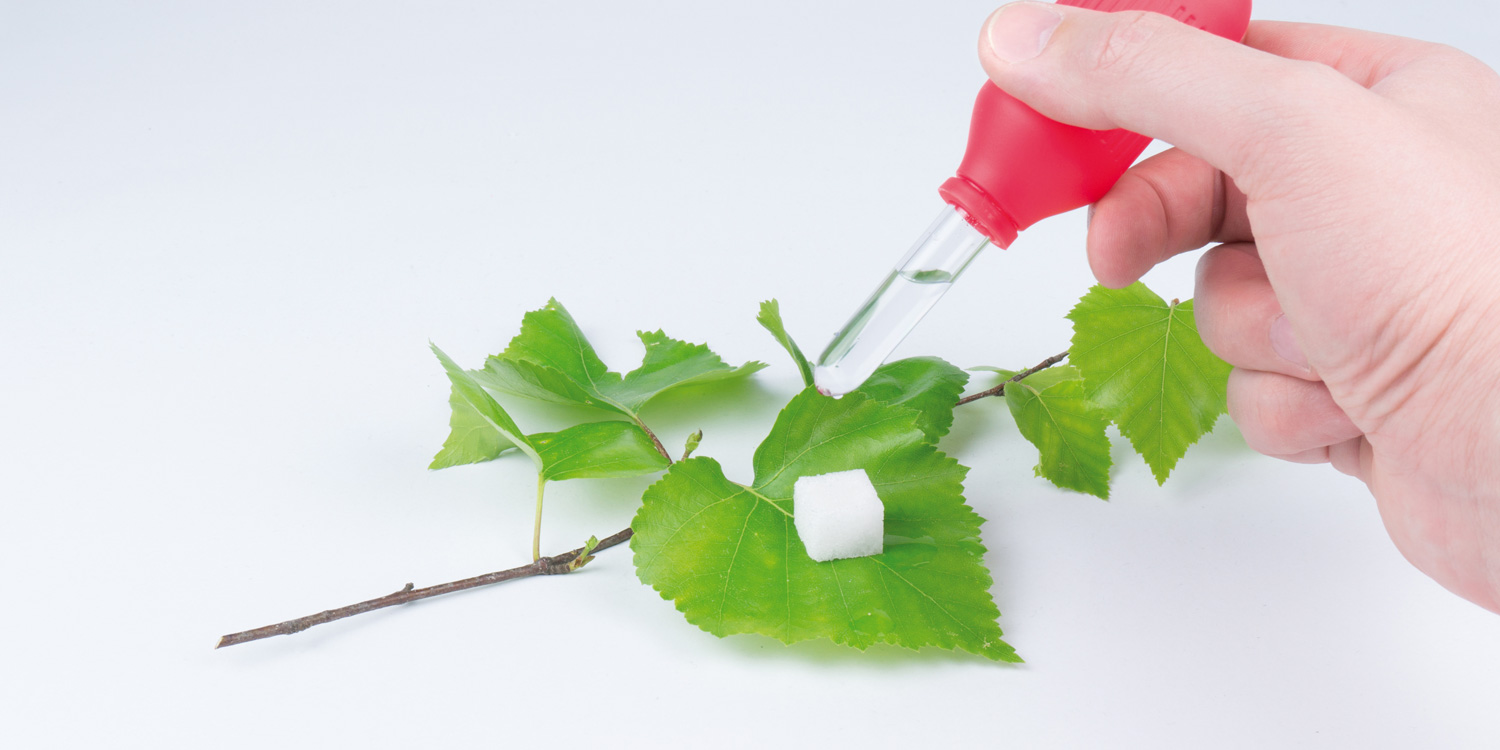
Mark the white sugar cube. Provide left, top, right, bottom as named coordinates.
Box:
left=793, top=469, right=885, bottom=562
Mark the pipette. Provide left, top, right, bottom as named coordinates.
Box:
left=813, top=0, right=1253, bottom=396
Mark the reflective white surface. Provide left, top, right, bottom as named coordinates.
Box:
left=2, top=1, right=1497, bottom=748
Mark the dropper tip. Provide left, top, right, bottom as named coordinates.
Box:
left=812, top=365, right=856, bottom=399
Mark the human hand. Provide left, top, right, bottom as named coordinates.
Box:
left=977, top=2, right=1500, bottom=612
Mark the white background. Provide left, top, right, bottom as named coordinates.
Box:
left=4, top=1, right=1498, bottom=747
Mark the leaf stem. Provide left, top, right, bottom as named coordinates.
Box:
left=532, top=474, right=546, bottom=563
left=954, top=351, right=1070, bottom=406
left=215, top=528, right=635, bottom=648
left=634, top=417, right=674, bottom=465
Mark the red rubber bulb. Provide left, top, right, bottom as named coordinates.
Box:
left=938, top=0, right=1253, bottom=247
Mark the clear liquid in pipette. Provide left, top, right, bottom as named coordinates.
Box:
left=813, top=269, right=954, bottom=396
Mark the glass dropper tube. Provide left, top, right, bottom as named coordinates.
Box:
left=813, top=205, right=992, bottom=396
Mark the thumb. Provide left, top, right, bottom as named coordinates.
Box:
left=978, top=2, right=1374, bottom=192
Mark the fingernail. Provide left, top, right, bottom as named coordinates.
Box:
left=1270, top=314, right=1308, bottom=369
left=987, top=2, right=1063, bottom=63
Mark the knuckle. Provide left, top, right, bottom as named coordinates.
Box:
left=1219, top=61, right=1362, bottom=193
left=1090, top=11, right=1164, bottom=77
left=1285, top=59, right=1352, bottom=97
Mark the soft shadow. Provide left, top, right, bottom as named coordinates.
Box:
left=1190, top=417, right=1250, bottom=457
left=709, top=629, right=1025, bottom=670
left=504, top=398, right=631, bottom=435
left=635, top=377, right=791, bottom=462
left=639, top=376, right=786, bottom=429
left=942, top=395, right=1017, bottom=456
left=1161, top=419, right=1254, bottom=496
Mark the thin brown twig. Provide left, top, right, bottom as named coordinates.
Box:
left=635, top=418, right=673, bottom=464
left=954, top=351, right=1070, bottom=406
left=217, top=349, right=1070, bottom=649
left=216, top=528, right=634, bottom=649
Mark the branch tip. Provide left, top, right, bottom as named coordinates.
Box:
left=955, top=351, right=1070, bottom=406
left=216, top=527, right=636, bottom=649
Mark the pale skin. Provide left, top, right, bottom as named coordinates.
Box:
left=978, top=2, right=1500, bottom=612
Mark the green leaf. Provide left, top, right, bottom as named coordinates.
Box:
left=632, top=389, right=1018, bottom=662
left=608, top=330, right=767, bottom=412
left=529, top=421, right=670, bottom=481
left=756, top=299, right=815, bottom=387
left=1003, top=366, right=1113, bottom=499
left=432, top=344, right=669, bottom=480
left=431, top=344, right=540, bottom=467
left=471, top=355, right=599, bottom=408
left=850, top=357, right=969, bottom=441
left=472, top=299, right=763, bottom=416
left=471, top=299, right=625, bottom=412
left=1067, top=283, right=1231, bottom=483
left=429, top=385, right=522, bottom=469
